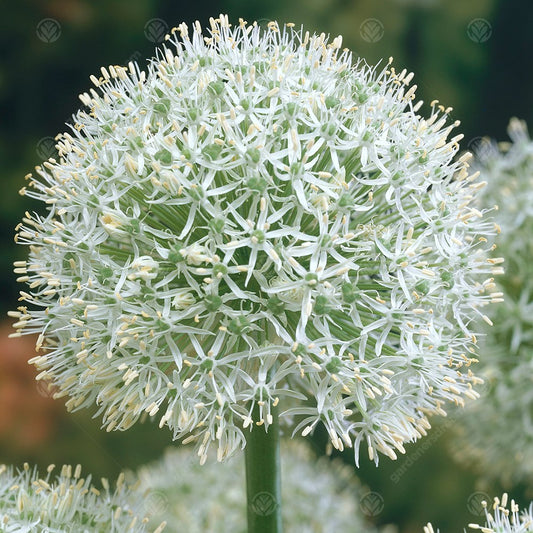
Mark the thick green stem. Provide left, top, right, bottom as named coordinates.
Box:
left=245, top=403, right=282, bottom=533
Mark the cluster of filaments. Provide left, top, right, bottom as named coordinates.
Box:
left=13, top=15, right=499, bottom=464
left=452, top=118, right=533, bottom=483
left=0, top=463, right=161, bottom=532
left=425, top=493, right=533, bottom=533
left=471, top=494, right=533, bottom=533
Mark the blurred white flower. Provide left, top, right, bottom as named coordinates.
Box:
left=0, top=463, right=163, bottom=532
left=13, top=15, right=497, bottom=465
left=451, top=118, right=533, bottom=484
left=135, top=441, right=371, bottom=533
left=425, top=493, right=533, bottom=533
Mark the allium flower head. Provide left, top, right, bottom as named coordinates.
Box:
left=452, top=119, right=533, bottom=484
left=0, top=462, right=163, bottom=532
left=13, top=15, right=497, bottom=464
left=425, top=493, right=533, bottom=533
left=135, top=441, right=370, bottom=533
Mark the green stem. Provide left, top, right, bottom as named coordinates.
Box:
left=245, top=403, right=282, bottom=533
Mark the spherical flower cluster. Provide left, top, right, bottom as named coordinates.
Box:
left=451, top=119, right=533, bottom=484
left=134, top=441, right=371, bottom=533
left=425, top=494, right=533, bottom=533
left=0, top=462, right=164, bottom=532
left=13, top=15, right=498, bottom=464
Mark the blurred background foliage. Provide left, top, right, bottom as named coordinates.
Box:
left=1, top=0, right=532, bottom=531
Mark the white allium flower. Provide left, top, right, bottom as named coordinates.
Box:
left=451, top=119, right=533, bottom=484
left=0, top=463, right=164, bottom=532
left=135, top=441, right=371, bottom=533
left=425, top=494, right=533, bottom=533
left=13, top=15, right=497, bottom=465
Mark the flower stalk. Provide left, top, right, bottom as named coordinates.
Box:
left=245, top=403, right=282, bottom=533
